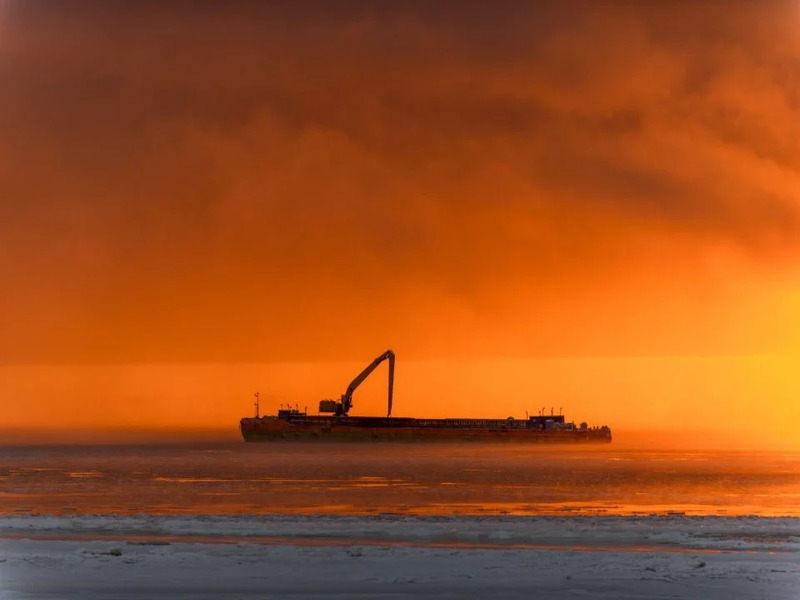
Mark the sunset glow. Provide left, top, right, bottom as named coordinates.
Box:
left=2, top=2, right=799, bottom=447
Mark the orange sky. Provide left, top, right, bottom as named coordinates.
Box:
left=1, top=2, right=799, bottom=446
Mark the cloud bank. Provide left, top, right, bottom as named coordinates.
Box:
left=1, top=1, right=799, bottom=363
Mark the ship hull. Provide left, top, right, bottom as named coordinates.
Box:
left=240, top=416, right=612, bottom=443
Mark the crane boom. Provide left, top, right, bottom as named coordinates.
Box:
left=317, top=349, right=395, bottom=417
left=317, top=350, right=395, bottom=417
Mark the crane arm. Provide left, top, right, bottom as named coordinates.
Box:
left=340, top=349, right=395, bottom=417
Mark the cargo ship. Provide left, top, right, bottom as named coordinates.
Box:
left=240, top=350, right=611, bottom=443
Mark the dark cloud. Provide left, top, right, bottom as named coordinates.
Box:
left=1, top=1, right=798, bottom=363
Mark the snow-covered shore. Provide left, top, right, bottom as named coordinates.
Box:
left=1, top=515, right=798, bottom=599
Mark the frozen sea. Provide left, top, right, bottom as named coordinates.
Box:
left=2, top=441, right=799, bottom=516
left=1, top=441, right=799, bottom=598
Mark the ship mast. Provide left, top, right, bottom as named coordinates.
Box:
left=254, top=392, right=260, bottom=418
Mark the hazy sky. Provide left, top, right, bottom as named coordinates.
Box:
left=2, top=2, right=799, bottom=441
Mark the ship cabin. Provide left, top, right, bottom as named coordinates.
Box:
left=528, top=415, right=566, bottom=430
left=277, top=406, right=307, bottom=419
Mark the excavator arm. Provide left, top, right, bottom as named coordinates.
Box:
left=340, top=349, right=395, bottom=417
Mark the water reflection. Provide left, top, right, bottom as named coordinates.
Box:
left=0, top=443, right=798, bottom=516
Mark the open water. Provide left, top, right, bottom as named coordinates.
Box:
left=1, top=442, right=799, bottom=516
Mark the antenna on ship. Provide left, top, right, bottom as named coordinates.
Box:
left=559, top=407, right=563, bottom=416
left=254, top=392, right=260, bottom=418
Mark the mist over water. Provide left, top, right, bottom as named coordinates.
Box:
left=2, top=443, right=799, bottom=517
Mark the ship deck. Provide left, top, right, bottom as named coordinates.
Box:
left=240, top=414, right=612, bottom=443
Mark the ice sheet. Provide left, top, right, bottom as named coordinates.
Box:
left=1, top=515, right=798, bottom=599
left=2, top=514, right=799, bottom=552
